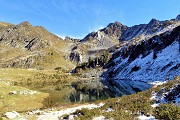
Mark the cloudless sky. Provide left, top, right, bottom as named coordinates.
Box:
left=0, top=0, right=180, bottom=39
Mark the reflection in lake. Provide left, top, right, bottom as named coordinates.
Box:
left=70, top=90, right=110, bottom=102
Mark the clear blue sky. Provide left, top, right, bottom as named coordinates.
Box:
left=0, top=0, right=180, bottom=39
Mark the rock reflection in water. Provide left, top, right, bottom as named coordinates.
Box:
left=70, top=90, right=110, bottom=102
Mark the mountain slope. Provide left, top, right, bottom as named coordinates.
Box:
left=102, top=24, right=180, bottom=96
left=0, top=21, right=76, bottom=70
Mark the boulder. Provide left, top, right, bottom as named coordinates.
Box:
left=8, top=91, right=17, bottom=95
left=4, top=111, right=20, bottom=119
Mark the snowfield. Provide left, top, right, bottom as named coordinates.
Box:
left=150, top=84, right=180, bottom=108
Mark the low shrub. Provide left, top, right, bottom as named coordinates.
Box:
left=153, top=104, right=180, bottom=120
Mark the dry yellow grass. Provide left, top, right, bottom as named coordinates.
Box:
left=0, top=83, right=49, bottom=113
left=0, top=68, right=78, bottom=115
left=0, top=68, right=52, bottom=114
left=0, top=22, right=13, bottom=27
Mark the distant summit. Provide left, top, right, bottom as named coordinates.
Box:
left=100, top=21, right=127, bottom=38
left=176, top=14, right=180, bottom=20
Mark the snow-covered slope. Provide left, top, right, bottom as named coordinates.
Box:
left=114, top=40, right=179, bottom=82
left=102, top=24, right=180, bottom=97
left=151, top=80, right=180, bottom=108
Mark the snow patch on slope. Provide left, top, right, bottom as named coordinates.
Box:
left=149, top=81, right=167, bottom=86
left=138, top=114, right=155, bottom=120
left=150, top=84, right=180, bottom=107
left=114, top=41, right=180, bottom=82
left=37, top=103, right=104, bottom=120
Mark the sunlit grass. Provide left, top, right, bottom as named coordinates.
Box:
left=0, top=68, right=77, bottom=115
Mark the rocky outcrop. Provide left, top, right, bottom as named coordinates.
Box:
left=74, top=51, right=111, bottom=73
left=165, top=84, right=180, bottom=102
left=82, top=21, right=127, bottom=42
left=64, top=36, right=80, bottom=43
left=74, top=22, right=126, bottom=63
left=100, top=21, right=128, bottom=38
left=69, top=51, right=82, bottom=63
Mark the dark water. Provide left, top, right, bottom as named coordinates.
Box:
left=69, top=90, right=110, bottom=103
left=43, top=78, right=152, bottom=107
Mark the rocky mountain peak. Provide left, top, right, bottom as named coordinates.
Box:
left=18, top=21, right=32, bottom=27
left=101, top=21, right=127, bottom=38
left=64, top=36, right=80, bottom=42
left=106, top=21, right=123, bottom=28
left=82, top=21, right=127, bottom=42
left=81, top=32, right=97, bottom=42
left=176, top=14, right=180, bottom=20
left=148, top=18, right=160, bottom=26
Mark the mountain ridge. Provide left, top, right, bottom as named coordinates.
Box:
left=0, top=21, right=76, bottom=70
left=0, top=14, right=180, bottom=70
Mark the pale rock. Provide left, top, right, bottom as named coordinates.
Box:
left=5, top=111, right=20, bottom=119
left=92, top=116, right=105, bottom=120
left=8, top=91, right=17, bottom=95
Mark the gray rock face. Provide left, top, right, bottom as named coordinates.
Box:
left=176, top=14, right=180, bottom=20
left=100, top=21, right=128, bottom=38
left=82, top=21, right=127, bottom=42
left=64, top=36, right=80, bottom=43
left=69, top=51, right=82, bottom=63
